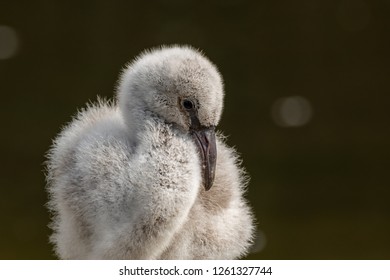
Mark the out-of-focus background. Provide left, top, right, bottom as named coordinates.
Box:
left=1, top=0, right=389, bottom=259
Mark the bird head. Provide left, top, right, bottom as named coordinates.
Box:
left=117, top=46, right=224, bottom=191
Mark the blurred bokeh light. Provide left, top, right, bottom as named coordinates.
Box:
left=0, top=25, right=19, bottom=60
left=0, top=0, right=389, bottom=259
left=271, top=96, right=312, bottom=127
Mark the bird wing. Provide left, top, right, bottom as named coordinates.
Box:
left=47, top=105, right=202, bottom=259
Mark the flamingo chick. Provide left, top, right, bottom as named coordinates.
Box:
left=46, top=46, right=254, bottom=259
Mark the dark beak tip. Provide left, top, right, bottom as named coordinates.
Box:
left=192, top=127, right=217, bottom=192
left=204, top=184, right=212, bottom=191
left=203, top=168, right=216, bottom=191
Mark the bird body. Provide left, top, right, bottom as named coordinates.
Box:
left=46, top=46, right=254, bottom=259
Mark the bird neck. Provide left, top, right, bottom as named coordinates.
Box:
left=121, top=105, right=158, bottom=147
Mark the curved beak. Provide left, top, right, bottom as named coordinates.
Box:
left=191, top=126, right=217, bottom=191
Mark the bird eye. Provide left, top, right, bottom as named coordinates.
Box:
left=182, top=99, right=194, bottom=110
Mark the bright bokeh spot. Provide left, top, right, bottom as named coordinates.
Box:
left=0, top=25, right=19, bottom=60
left=271, top=96, right=313, bottom=127
left=250, top=229, right=267, bottom=254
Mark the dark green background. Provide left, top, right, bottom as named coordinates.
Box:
left=1, top=0, right=389, bottom=259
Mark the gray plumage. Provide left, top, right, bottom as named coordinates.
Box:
left=46, top=46, right=254, bottom=259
